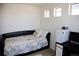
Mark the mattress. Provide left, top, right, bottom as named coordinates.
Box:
left=4, top=35, right=48, bottom=56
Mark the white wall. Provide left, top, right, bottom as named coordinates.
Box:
left=40, top=3, right=79, bottom=50
left=1, top=4, right=41, bottom=34
left=1, top=3, right=79, bottom=50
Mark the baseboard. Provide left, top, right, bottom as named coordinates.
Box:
left=50, top=47, right=55, bottom=51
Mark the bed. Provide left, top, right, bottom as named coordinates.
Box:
left=0, top=30, right=50, bottom=56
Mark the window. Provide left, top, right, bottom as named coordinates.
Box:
left=54, top=8, right=62, bottom=17
left=68, top=4, right=71, bottom=16
left=70, top=4, right=79, bottom=15
left=44, top=10, right=49, bottom=18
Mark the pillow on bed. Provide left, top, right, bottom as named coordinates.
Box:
left=33, top=30, right=48, bottom=38
left=33, top=30, right=43, bottom=38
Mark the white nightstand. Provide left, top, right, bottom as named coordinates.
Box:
left=55, top=43, right=63, bottom=56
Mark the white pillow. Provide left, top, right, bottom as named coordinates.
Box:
left=33, top=30, right=48, bottom=38
left=33, top=30, right=43, bottom=38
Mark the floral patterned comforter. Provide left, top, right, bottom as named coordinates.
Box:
left=4, top=35, right=48, bottom=56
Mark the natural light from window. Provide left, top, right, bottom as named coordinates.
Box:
left=44, top=10, right=49, bottom=18
left=54, top=8, right=62, bottom=17
left=71, top=4, right=79, bottom=15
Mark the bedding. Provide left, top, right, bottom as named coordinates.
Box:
left=33, top=30, right=44, bottom=38
left=4, top=35, right=48, bottom=56
left=33, top=30, right=48, bottom=38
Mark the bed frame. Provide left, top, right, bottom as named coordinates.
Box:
left=0, top=30, right=50, bottom=56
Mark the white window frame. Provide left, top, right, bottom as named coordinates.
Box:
left=68, top=4, right=71, bottom=16
left=69, top=3, right=79, bottom=16
left=44, top=10, right=49, bottom=18
left=54, top=8, right=62, bottom=17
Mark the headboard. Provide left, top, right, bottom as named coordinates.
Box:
left=3, top=30, right=35, bottom=39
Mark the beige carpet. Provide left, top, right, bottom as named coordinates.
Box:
left=27, top=48, right=55, bottom=56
